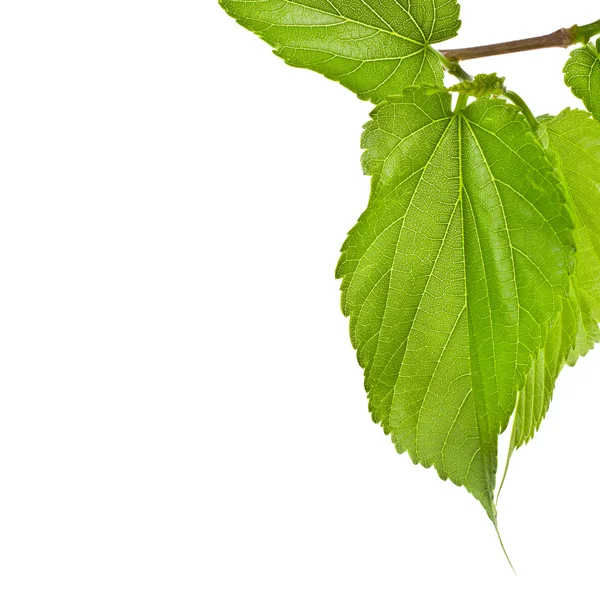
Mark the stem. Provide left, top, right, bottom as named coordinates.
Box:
left=436, top=49, right=473, bottom=82
left=574, top=18, right=600, bottom=44
left=442, top=28, right=574, bottom=62
left=441, top=18, right=600, bottom=62
left=503, top=90, right=538, bottom=131
left=454, top=93, right=468, bottom=113
left=496, top=393, right=520, bottom=507
left=494, top=521, right=517, bottom=575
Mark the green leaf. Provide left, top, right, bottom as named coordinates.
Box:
left=449, top=73, right=506, bottom=98
left=509, top=283, right=580, bottom=451
left=336, top=88, right=574, bottom=518
left=546, top=110, right=600, bottom=324
left=219, top=0, right=461, bottom=102
left=564, top=39, right=600, bottom=120
left=504, top=109, right=600, bottom=458
left=508, top=283, right=598, bottom=454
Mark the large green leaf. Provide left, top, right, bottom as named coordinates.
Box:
left=564, top=40, right=600, bottom=120
left=219, top=0, right=461, bottom=102
left=336, top=88, right=574, bottom=518
left=508, top=110, right=600, bottom=453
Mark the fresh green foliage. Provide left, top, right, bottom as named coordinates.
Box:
left=545, top=111, right=600, bottom=327
left=219, top=0, right=461, bottom=102
left=507, top=282, right=580, bottom=456
left=500, top=109, right=600, bottom=478
left=565, top=40, right=600, bottom=120
left=220, top=0, right=600, bottom=537
left=336, top=88, right=573, bottom=518
left=449, top=73, right=506, bottom=98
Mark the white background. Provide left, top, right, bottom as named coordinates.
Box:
left=1, top=0, right=599, bottom=598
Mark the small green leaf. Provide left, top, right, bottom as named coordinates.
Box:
left=219, top=0, right=461, bottom=102
left=564, top=39, right=600, bottom=120
left=336, top=88, right=574, bottom=518
left=449, top=73, right=506, bottom=98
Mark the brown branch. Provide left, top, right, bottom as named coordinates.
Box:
left=441, top=27, right=576, bottom=62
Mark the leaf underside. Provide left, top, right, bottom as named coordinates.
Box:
left=564, top=39, right=600, bottom=120
left=219, top=0, right=461, bottom=102
left=336, top=88, right=573, bottom=517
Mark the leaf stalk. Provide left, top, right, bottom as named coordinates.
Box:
left=454, top=92, right=469, bottom=113
left=436, top=49, right=473, bottom=82
left=502, top=90, right=538, bottom=131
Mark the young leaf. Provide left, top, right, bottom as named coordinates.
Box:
left=219, top=0, right=461, bottom=102
left=336, top=88, right=574, bottom=518
left=564, top=39, right=600, bottom=120
left=449, top=73, right=506, bottom=98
